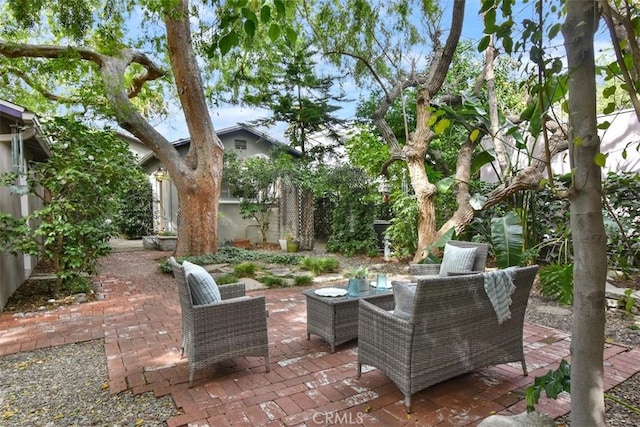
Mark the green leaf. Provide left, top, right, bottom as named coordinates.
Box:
left=435, top=176, right=455, bottom=193
left=219, top=30, right=239, bottom=56
left=260, top=5, right=271, bottom=23
left=471, top=151, right=495, bottom=175
left=241, top=7, right=257, bottom=23
left=548, top=23, right=562, bottom=39
left=469, top=193, right=487, bottom=210
left=603, top=102, right=616, bottom=114
left=502, top=35, right=513, bottom=54
left=274, top=0, right=285, bottom=16
left=490, top=212, right=523, bottom=268
left=244, top=19, right=256, bottom=38
left=285, top=27, right=297, bottom=45
left=479, top=0, right=494, bottom=14
left=478, top=35, right=491, bottom=52
left=597, top=121, right=611, bottom=130
left=530, top=46, right=544, bottom=64
left=470, top=128, right=481, bottom=142
left=594, top=152, right=607, bottom=168
left=268, top=24, right=280, bottom=42
left=484, top=9, right=497, bottom=32
left=602, top=85, right=616, bottom=98
left=434, top=118, right=451, bottom=134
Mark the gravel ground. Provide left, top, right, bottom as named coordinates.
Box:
left=0, top=340, right=179, bottom=427
left=524, top=293, right=640, bottom=426
left=1, top=249, right=638, bottom=426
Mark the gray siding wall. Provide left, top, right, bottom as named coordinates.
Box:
left=0, top=141, right=41, bottom=311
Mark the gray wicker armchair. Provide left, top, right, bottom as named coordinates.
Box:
left=410, top=240, right=490, bottom=277
left=357, top=265, right=538, bottom=413
left=168, top=257, right=269, bottom=386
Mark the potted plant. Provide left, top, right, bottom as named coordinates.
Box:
left=284, top=232, right=300, bottom=252
left=349, top=266, right=370, bottom=292
left=279, top=232, right=292, bottom=251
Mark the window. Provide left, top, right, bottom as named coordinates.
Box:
left=234, top=139, right=247, bottom=150
left=220, top=183, right=237, bottom=199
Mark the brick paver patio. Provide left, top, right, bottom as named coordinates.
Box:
left=1, top=249, right=638, bottom=426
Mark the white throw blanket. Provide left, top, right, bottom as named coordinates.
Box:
left=482, top=267, right=516, bottom=324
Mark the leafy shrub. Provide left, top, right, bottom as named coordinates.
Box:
left=526, top=359, right=571, bottom=412
left=299, top=257, right=340, bottom=275
left=294, top=275, right=313, bottom=286
left=257, top=275, right=284, bottom=287
left=234, top=262, right=257, bottom=277
left=216, top=274, right=240, bottom=285
left=324, top=165, right=378, bottom=256
left=0, top=118, right=138, bottom=297
left=383, top=192, right=418, bottom=258
left=603, top=172, right=640, bottom=269
left=62, top=274, right=93, bottom=294
left=538, top=263, right=573, bottom=305
left=116, top=170, right=154, bottom=239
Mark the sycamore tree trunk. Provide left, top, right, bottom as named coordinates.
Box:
left=405, top=86, right=438, bottom=262
left=163, top=0, right=223, bottom=257
left=562, top=2, right=607, bottom=425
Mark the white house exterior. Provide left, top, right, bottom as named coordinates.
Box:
left=481, top=108, right=640, bottom=183
left=0, top=100, right=50, bottom=311
left=138, top=124, right=301, bottom=245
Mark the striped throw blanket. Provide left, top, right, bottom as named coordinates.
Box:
left=482, top=267, right=516, bottom=324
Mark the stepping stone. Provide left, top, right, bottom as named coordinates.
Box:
left=535, top=305, right=572, bottom=316
left=241, top=277, right=268, bottom=291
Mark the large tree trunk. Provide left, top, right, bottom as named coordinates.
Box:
left=562, top=3, right=607, bottom=426
left=163, top=0, right=224, bottom=257
left=406, top=86, right=438, bottom=262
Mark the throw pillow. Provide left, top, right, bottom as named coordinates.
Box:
left=439, top=244, right=478, bottom=277
left=392, top=282, right=417, bottom=320
left=182, top=261, right=221, bottom=305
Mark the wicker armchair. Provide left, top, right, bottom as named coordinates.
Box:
left=410, top=240, right=490, bottom=277
left=357, top=265, right=538, bottom=413
left=168, top=257, right=269, bottom=386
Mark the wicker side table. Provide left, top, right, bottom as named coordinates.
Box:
left=302, top=286, right=395, bottom=352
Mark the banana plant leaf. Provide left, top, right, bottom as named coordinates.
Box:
left=491, top=212, right=523, bottom=268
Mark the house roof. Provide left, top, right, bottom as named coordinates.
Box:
left=0, top=99, right=50, bottom=161
left=137, top=123, right=300, bottom=166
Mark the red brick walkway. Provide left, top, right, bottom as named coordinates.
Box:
left=1, top=250, right=638, bottom=426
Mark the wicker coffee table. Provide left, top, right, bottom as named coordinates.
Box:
left=302, top=285, right=395, bottom=352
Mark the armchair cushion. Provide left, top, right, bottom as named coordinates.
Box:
left=182, top=261, right=221, bottom=305
left=393, top=282, right=417, bottom=320
left=439, top=243, right=477, bottom=277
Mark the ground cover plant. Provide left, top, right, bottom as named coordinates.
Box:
left=160, top=247, right=304, bottom=273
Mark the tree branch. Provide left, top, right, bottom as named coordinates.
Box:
left=326, top=49, right=391, bottom=102
left=4, top=65, right=77, bottom=103
left=0, top=41, right=167, bottom=99
left=128, top=50, right=167, bottom=98
left=423, top=0, right=466, bottom=97
left=483, top=133, right=569, bottom=210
